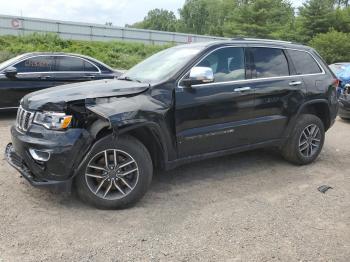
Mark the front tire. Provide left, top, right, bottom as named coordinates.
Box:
left=76, top=135, right=153, bottom=209
left=282, top=114, right=325, bottom=165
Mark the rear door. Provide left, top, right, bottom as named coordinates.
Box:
left=0, top=56, right=56, bottom=108
left=247, top=47, right=306, bottom=144
left=53, top=56, right=101, bottom=85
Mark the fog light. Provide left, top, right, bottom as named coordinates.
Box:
left=29, top=149, right=50, bottom=162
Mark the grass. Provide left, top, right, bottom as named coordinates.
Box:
left=0, top=33, right=171, bottom=69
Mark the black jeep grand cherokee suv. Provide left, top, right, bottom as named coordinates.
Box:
left=6, top=39, right=338, bottom=209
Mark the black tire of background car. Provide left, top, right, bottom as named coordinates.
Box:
left=76, top=135, right=153, bottom=209
left=282, top=114, right=325, bottom=165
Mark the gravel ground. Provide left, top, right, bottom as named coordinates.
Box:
left=0, top=112, right=349, bottom=262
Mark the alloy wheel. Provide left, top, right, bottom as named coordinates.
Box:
left=298, top=124, right=322, bottom=158
left=85, top=149, right=139, bottom=200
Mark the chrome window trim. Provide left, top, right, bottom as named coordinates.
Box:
left=286, top=48, right=325, bottom=76
left=15, top=71, right=99, bottom=76
left=54, top=55, right=100, bottom=73
left=2, top=54, right=101, bottom=74
left=177, top=45, right=325, bottom=88
left=0, top=106, right=19, bottom=110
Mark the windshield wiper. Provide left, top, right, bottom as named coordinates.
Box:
left=118, top=76, right=142, bottom=83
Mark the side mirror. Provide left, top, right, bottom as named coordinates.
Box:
left=182, top=66, right=214, bottom=87
left=4, top=67, right=18, bottom=79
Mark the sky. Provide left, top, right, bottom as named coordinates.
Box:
left=0, top=0, right=305, bottom=27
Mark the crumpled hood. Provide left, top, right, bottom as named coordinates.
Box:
left=22, top=79, right=150, bottom=111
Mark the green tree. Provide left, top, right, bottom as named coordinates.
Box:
left=130, top=9, right=178, bottom=32
left=297, top=0, right=336, bottom=41
left=333, top=6, right=350, bottom=33
left=178, top=0, right=210, bottom=35
left=178, top=0, right=237, bottom=36
left=333, top=0, right=349, bottom=7
left=223, top=0, right=294, bottom=39
left=310, top=30, right=350, bottom=63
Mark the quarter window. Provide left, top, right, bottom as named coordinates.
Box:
left=288, top=50, right=322, bottom=75
left=83, top=61, right=99, bottom=72
left=55, top=57, right=98, bottom=72
left=197, top=47, right=245, bottom=83
left=251, top=48, right=289, bottom=78
left=14, top=56, right=55, bottom=73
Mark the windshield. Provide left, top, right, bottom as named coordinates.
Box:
left=121, top=45, right=205, bottom=84
left=0, top=54, right=26, bottom=72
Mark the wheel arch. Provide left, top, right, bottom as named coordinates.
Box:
left=284, top=99, right=331, bottom=141
left=298, top=100, right=331, bottom=131
left=89, top=119, right=169, bottom=170
left=120, top=123, right=168, bottom=170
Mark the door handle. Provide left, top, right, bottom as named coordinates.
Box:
left=289, top=81, right=302, bottom=86
left=84, top=75, right=96, bottom=79
left=40, top=75, right=52, bottom=80
left=234, top=87, right=251, bottom=92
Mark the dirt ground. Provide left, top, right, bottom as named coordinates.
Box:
left=0, top=112, right=349, bottom=262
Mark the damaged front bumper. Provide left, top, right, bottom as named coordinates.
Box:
left=5, top=124, right=93, bottom=192
left=5, top=143, right=73, bottom=192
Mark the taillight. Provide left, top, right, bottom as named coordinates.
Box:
left=332, top=79, right=340, bottom=89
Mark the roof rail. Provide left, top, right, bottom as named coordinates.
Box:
left=231, top=37, right=293, bottom=44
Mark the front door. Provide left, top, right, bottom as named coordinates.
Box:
left=175, top=46, right=256, bottom=157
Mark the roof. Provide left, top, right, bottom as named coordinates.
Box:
left=20, top=52, right=97, bottom=60
left=182, top=38, right=309, bottom=50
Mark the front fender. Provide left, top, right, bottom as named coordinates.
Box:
left=85, top=94, right=176, bottom=163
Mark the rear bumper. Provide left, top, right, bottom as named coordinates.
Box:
left=338, top=101, right=350, bottom=119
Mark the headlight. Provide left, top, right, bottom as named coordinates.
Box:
left=33, top=111, right=72, bottom=130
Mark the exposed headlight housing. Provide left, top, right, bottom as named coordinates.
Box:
left=33, top=111, right=72, bottom=130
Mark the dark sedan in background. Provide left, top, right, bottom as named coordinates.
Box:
left=0, top=52, right=121, bottom=109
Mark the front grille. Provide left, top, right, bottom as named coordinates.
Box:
left=16, top=106, right=34, bottom=132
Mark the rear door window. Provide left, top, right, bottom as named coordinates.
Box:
left=14, top=56, right=55, bottom=73
left=250, top=48, right=289, bottom=78
left=288, top=50, right=322, bottom=75
left=55, top=56, right=98, bottom=72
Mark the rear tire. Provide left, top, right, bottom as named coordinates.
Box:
left=76, top=135, right=153, bottom=209
left=282, top=114, right=325, bottom=165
